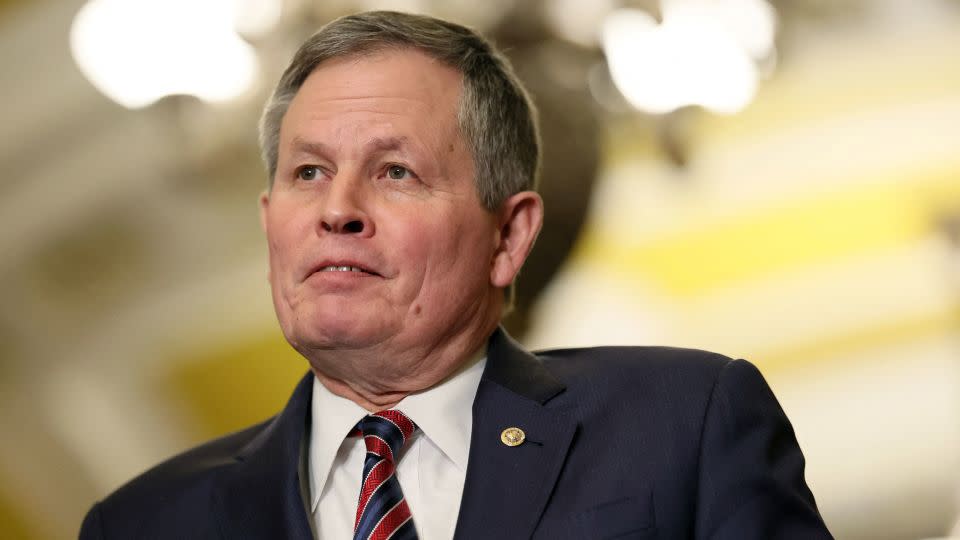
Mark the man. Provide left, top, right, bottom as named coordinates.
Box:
left=80, top=11, right=832, bottom=540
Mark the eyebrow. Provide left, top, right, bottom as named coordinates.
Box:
left=289, top=137, right=334, bottom=159
left=288, top=135, right=412, bottom=159
left=364, top=135, right=410, bottom=154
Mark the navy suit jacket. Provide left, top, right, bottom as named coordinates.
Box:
left=80, top=328, right=832, bottom=539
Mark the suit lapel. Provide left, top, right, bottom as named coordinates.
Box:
left=213, top=372, right=315, bottom=540
left=454, top=328, right=577, bottom=540
left=208, top=329, right=571, bottom=540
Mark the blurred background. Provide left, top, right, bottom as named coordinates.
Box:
left=1, top=0, right=959, bottom=538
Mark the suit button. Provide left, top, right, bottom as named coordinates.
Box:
left=500, top=427, right=525, bottom=447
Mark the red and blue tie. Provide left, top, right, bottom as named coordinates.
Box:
left=353, top=410, right=419, bottom=540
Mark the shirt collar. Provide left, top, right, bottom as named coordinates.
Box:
left=395, top=352, right=485, bottom=472
left=308, top=350, right=486, bottom=512
left=308, top=376, right=368, bottom=512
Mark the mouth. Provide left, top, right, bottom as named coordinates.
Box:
left=307, top=261, right=382, bottom=279
left=318, top=265, right=373, bottom=274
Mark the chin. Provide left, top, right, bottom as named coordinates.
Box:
left=288, top=307, right=394, bottom=351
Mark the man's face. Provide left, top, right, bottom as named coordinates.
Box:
left=260, top=49, right=503, bottom=358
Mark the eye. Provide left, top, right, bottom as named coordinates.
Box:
left=386, top=165, right=410, bottom=180
left=297, top=166, right=320, bottom=181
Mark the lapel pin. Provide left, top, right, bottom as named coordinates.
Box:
left=500, top=427, right=525, bottom=447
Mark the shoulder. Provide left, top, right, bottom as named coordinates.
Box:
left=109, top=418, right=271, bottom=502
left=529, top=345, right=776, bottom=427
left=534, top=344, right=738, bottom=392
left=81, top=418, right=273, bottom=539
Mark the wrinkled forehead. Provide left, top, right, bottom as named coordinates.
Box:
left=300, top=48, right=463, bottom=113
left=279, top=49, right=466, bottom=152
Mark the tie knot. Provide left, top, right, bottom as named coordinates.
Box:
left=358, top=410, right=416, bottom=463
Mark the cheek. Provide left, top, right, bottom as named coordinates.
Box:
left=417, top=214, right=494, bottom=286
left=265, top=213, right=309, bottom=292
left=265, top=231, right=288, bottom=277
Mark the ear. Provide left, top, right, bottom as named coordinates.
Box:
left=490, top=191, right=544, bottom=288
left=258, top=190, right=270, bottom=233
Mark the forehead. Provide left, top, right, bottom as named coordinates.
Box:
left=282, top=49, right=464, bottom=139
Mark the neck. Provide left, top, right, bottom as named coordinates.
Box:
left=312, top=371, right=408, bottom=411
left=307, top=317, right=499, bottom=412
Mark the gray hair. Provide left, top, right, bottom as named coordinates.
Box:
left=257, top=10, right=540, bottom=210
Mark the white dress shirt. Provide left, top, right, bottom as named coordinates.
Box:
left=309, top=355, right=486, bottom=539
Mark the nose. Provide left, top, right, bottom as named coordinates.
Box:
left=318, top=172, right=374, bottom=237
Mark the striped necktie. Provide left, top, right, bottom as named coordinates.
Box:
left=353, top=410, right=419, bottom=540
